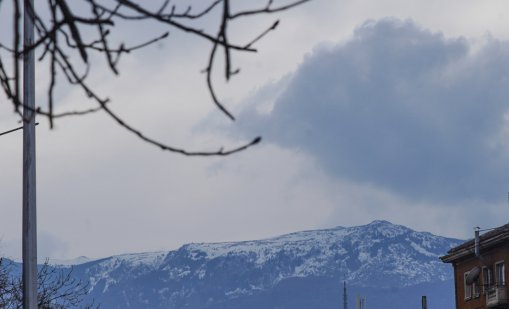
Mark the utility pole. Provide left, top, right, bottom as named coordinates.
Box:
left=23, top=0, right=37, bottom=308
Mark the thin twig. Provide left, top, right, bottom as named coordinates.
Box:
left=0, top=0, right=311, bottom=156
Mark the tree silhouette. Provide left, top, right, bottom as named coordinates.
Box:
left=0, top=0, right=310, bottom=155
left=0, top=258, right=96, bottom=308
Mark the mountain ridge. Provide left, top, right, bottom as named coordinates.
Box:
left=63, top=220, right=462, bottom=308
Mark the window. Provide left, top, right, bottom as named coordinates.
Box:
left=495, top=261, right=505, bottom=286
left=472, top=278, right=481, bottom=298
left=483, top=266, right=492, bottom=293
left=464, top=272, right=472, bottom=300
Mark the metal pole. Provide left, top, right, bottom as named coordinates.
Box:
left=474, top=227, right=480, bottom=257
left=421, top=295, right=427, bottom=309
left=343, top=281, right=348, bottom=309
left=22, top=0, right=37, bottom=308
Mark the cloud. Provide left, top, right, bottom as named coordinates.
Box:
left=237, top=18, right=509, bottom=204
left=7, top=7, right=509, bottom=260
left=38, top=231, right=70, bottom=262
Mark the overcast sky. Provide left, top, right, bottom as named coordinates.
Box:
left=2, top=0, right=509, bottom=261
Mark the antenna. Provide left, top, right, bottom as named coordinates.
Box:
left=356, top=295, right=366, bottom=309
left=343, top=280, right=348, bottom=309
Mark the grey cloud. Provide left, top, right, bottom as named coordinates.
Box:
left=38, top=232, right=70, bottom=261
left=237, top=18, right=509, bottom=203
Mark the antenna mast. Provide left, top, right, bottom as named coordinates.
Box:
left=356, top=295, right=366, bottom=309
left=343, top=281, right=348, bottom=309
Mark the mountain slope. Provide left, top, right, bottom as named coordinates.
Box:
left=72, top=220, right=461, bottom=308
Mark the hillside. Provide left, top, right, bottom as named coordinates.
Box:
left=67, top=220, right=462, bottom=308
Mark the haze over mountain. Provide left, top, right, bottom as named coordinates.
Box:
left=61, top=220, right=462, bottom=308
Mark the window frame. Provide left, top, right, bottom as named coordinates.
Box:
left=472, top=277, right=481, bottom=298
left=495, top=261, right=505, bottom=287
left=464, top=271, right=472, bottom=300
left=482, top=266, right=492, bottom=294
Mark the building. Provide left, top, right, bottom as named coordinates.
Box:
left=441, top=223, right=509, bottom=309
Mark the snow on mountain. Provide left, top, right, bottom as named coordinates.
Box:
left=84, top=251, right=168, bottom=292
left=67, top=220, right=462, bottom=309
left=175, top=220, right=459, bottom=287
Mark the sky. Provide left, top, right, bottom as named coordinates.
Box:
left=2, top=0, right=509, bottom=261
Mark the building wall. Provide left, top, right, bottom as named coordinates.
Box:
left=453, top=246, right=509, bottom=309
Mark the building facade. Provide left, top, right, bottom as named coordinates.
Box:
left=441, top=224, right=509, bottom=309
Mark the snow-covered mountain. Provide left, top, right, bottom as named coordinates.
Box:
left=70, top=220, right=461, bottom=308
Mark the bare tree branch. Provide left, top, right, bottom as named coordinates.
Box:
left=0, top=0, right=311, bottom=155
left=0, top=258, right=97, bottom=308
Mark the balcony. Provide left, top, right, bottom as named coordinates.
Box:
left=487, top=286, right=508, bottom=308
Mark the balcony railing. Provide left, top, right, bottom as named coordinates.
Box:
left=487, top=285, right=507, bottom=308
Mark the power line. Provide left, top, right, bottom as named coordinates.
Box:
left=0, top=123, right=39, bottom=137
